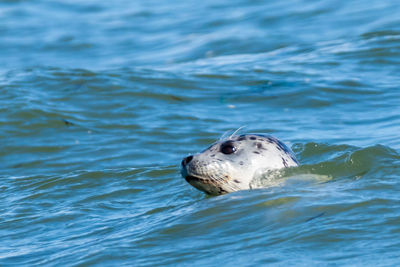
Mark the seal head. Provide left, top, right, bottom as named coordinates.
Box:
left=181, top=134, right=299, bottom=195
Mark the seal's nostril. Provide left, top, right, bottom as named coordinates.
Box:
left=182, top=155, right=193, bottom=166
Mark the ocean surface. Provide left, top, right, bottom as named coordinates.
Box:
left=1, top=0, right=400, bottom=266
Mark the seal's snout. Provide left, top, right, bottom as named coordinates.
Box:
left=181, top=155, right=193, bottom=167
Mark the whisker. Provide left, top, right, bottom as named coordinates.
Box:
left=229, top=125, right=246, bottom=139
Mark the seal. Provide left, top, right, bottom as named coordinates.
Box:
left=181, top=134, right=299, bottom=195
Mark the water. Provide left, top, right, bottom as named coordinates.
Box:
left=1, top=0, right=400, bottom=266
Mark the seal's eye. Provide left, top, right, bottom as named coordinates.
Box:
left=220, top=141, right=236, bottom=155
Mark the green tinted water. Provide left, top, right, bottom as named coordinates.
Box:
left=1, top=0, right=400, bottom=266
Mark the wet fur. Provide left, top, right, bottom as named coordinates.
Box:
left=181, top=134, right=299, bottom=195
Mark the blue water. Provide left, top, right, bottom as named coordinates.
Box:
left=1, top=0, right=400, bottom=266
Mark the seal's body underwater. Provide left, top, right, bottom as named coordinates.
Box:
left=181, top=134, right=299, bottom=195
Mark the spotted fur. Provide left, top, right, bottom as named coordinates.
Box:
left=181, top=134, right=299, bottom=195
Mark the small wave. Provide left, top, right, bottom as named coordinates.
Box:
left=250, top=142, right=399, bottom=190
